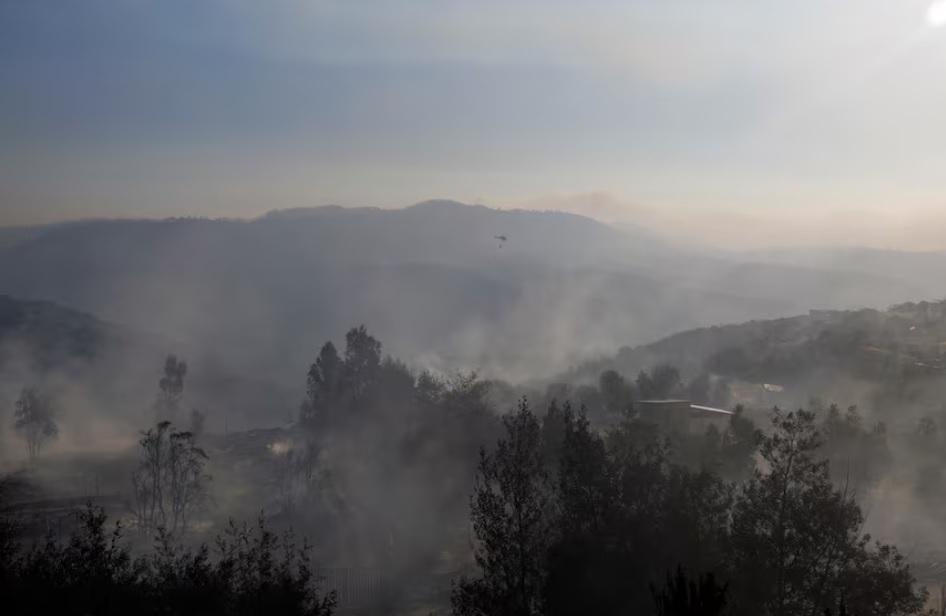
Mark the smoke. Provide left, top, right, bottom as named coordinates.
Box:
left=267, top=440, right=293, bottom=456
left=503, top=191, right=946, bottom=252
left=0, top=341, right=144, bottom=468
left=5, top=202, right=946, bottom=597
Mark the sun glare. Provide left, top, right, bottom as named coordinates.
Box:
left=927, top=1, right=946, bottom=28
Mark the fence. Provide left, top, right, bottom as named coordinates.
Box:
left=0, top=495, right=125, bottom=546
left=2, top=502, right=392, bottom=611
left=315, top=566, right=388, bottom=610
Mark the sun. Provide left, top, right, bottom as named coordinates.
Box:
left=927, top=1, right=946, bottom=28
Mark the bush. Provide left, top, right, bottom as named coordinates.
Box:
left=0, top=505, right=336, bottom=616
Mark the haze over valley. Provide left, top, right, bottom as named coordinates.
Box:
left=1, top=201, right=943, bottom=390
left=5, top=2, right=946, bottom=615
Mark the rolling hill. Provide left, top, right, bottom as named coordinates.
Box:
left=567, top=299, right=946, bottom=421
left=0, top=295, right=294, bottom=436
left=0, top=201, right=941, bottom=385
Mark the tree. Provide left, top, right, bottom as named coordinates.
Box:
left=541, top=403, right=732, bottom=616
left=276, top=441, right=320, bottom=514
left=13, top=387, right=58, bottom=460
left=156, top=355, right=188, bottom=422
left=10, top=505, right=142, bottom=615
left=544, top=405, right=625, bottom=616
left=823, top=598, right=849, bottom=616
left=130, top=421, right=210, bottom=535
left=542, top=383, right=572, bottom=411
left=540, top=402, right=567, bottom=472
left=718, top=406, right=761, bottom=482
left=599, top=370, right=635, bottom=420
left=452, top=400, right=552, bottom=616
left=916, top=416, right=937, bottom=441
left=687, top=374, right=712, bottom=406
left=573, top=383, right=603, bottom=409
left=638, top=365, right=683, bottom=400
left=0, top=392, right=7, bottom=459
left=651, top=567, right=729, bottom=616
left=0, top=504, right=337, bottom=616
left=295, top=329, right=503, bottom=569
left=300, top=327, right=383, bottom=430
left=189, top=409, right=206, bottom=438
left=726, top=409, right=925, bottom=616
left=343, top=326, right=381, bottom=402
left=0, top=475, right=21, bottom=588
left=819, top=405, right=890, bottom=489
left=196, top=517, right=336, bottom=616
left=555, top=406, right=617, bottom=538
left=301, top=342, right=343, bottom=430
left=637, top=371, right=657, bottom=399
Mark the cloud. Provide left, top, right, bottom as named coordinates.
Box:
left=215, top=0, right=762, bottom=87
left=3, top=0, right=946, bottom=236
left=503, top=191, right=946, bottom=251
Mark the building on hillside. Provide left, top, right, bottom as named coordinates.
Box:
left=638, top=399, right=691, bottom=430
left=727, top=381, right=790, bottom=408
left=890, top=300, right=946, bottom=324
left=638, top=399, right=732, bottom=433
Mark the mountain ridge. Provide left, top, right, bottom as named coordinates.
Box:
left=0, top=201, right=942, bottom=384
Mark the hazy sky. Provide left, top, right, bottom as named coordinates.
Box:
left=2, top=0, right=946, bottom=248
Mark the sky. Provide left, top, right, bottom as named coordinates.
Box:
left=2, top=0, right=946, bottom=249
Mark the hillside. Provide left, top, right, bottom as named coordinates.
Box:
left=0, top=296, right=293, bottom=437
left=0, top=202, right=941, bottom=384
left=568, top=300, right=946, bottom=419
left=0, top=294, right=114, bottom=361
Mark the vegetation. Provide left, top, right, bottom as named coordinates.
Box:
left=453, top=403, right=926, bottom=616
left=0, top=505, right=336, bottom=616
left=293, top=327, right=499, bottom=566
left=452, top=401, right=550, bottom=616
left=651, top=568, right=729, bottom=616
left=573, top=300, right=946, bottom=391
left=13, top=386, right=58, bottom=460
left=1, top=324, right=940, bottom=616
left=5, top=204, right=904, bottom=388
left=130, top=420, right=210, bottom=535
left=155, top=354, right=188, bottom=423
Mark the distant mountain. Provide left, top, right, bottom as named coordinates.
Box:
left=0, top=202, right=941, bottom=385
